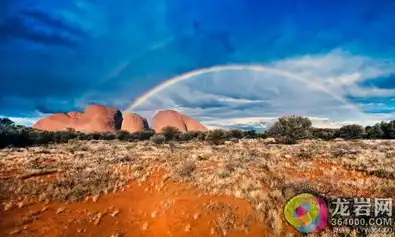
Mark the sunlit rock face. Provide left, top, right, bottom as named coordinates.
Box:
left=33, top=105, right=123, bottom=133
left=121, top=112, right=149, bottom=133
left=151, top=110, right=207, bottom=133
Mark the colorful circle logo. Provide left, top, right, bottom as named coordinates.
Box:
left=284, top=193, right=328, bottom=233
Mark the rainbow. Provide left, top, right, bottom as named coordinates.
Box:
left=126, top=64, right=362, bottom=113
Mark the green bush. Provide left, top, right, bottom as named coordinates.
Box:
left=311, top=128, right=338, bottom=140
left=268, top=115, right=312, bottom=143
left=179, top=131, right=200, bottom=141
left=5, top=115, right=395, bottom=149
left=134, top=129, right=155, bottom=140
left=116, top=131, right=134, bottom=141
left=197, top=132, right=206, bottom=141
left=0, top=127, right=32, bottom=147
left=339, top=124, right=364, bottom=139
left=364, top=124, right=383, bottom=139
left=161, top=126, right=181, bottom=141
left=150, top=134, right=166, bottom=144
left=226, top=129, right=244, bottom=139
left=206, top=129, right=225, bottom=145
left=243, top=130, right=259, bottom=139
left=379, top=121, right=395, bottom=139
left=100, top=133, right=116, bottom=140
left=0, top=118, right=15, bottom=127
left=276, top=136, right=298, bottom=145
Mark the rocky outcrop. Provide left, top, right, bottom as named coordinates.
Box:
left=151, top=110, right=207, bottom=133
left=181, top=114, right=207, bottom=132
left=33, top=105, right=123, bottom=133
left=33, top=106, right=207, bottom=134
left=121, top=112, right=149, bottom=133
left=33, top=113, right=73, bottom=132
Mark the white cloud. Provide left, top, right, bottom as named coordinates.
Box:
left=203, top=116, right=372, bottom=130
left=132, top=49, right=395, bottom=129
left=3, top=116, right=40, bottom=127
left=271, top=49, right=395, bottom=97
left=10, top=49, right=395, bottom=130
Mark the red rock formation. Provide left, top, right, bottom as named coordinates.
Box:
left=33, top=106, right=205, bottom=134
left=67, top=111, right=83, bottom=119
left=181, top=114, right=207, bottom=132
left=121, top=112, right=149, bottom=133
left=151, top=110, right=207, bottom=133
left=33, top=105, right=123, bottom=133
left=33, top=113, right=73, bottom=132
left=80, top=105, right=123, bottom=133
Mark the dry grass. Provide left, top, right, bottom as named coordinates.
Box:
left=0, top=139, right=394, bottom=236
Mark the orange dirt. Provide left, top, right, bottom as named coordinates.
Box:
left=0, top=173, right=273, bottom=237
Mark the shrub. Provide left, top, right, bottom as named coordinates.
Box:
left=226, top=129, right=243, bottom=139
left=276, top=136, right=298, bottom=145
left=51, top=131, right=76, bottom=143
left=31, top=131, right=54, bottom=144
left=79, top=133, right=94, bottom=140
left=268, top=115, right=312, bottom=143
left=206, top=129, right=225, bottom=145
left=179, top=131, right=200, bottom=141
left=364, top=124, right=383, bottom=139
left=0, top=118, right=15, bottom=127
left=197, top=132, right=206, bottom=141
left=134, top=130, right=155, bottom=140
left=175, top=160, right=197, bottom=178
left=150, top=134, right=166, bottom=144
left=116, top=131, right=134, bottom=141
left=92, top=133, right=102, bottom=140
left=100, top=133, right=116, bottom=140
left=0, top=126, right=33, bottom=148
left=311, top=128, right=338, bottom=140
left=161, top=126, right=181, bottom=141
left=339, top=124, right=364, bottom=139
left=257, top=132, right=268, bottom=139
left=243, top=130, right=259, bottom=139
left=379, top=121, right=395, bottom=139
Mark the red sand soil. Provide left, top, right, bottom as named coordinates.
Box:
left=0, top=173, right=273, bottom=237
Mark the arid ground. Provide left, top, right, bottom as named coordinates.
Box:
left=0, top=139, right=394, bottom=236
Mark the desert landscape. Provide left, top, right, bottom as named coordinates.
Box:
left=0, top=106, right=394, bottom=237
left=3, top=1, right=395, bottom=236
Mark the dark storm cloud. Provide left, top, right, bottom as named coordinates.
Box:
left=0, top=16, right=78, bottom=47
left=34, top=105, right=59, bottom=114
left=35, top=104, right=80, bottom=114
left=20, top=9, right=88, bottom=38
left=2, top=0, right=395, bottom=124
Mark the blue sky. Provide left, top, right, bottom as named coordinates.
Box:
left=1, top=0, right=395, bottom=128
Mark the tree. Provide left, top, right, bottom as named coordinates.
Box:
left=268, top=115, right=312, bottom=143
left=135, top=129, right=155, bottom=140
left=339, top=124, right=364, bottom=139
left=379, top=121, right=395, bottom=139
left=365, top=124, right=383, bottom=139
left=311, top=128, right=338, bottom=140
left=116, top=131, right=134, bottom=141
left=243, top=130, right=258, bottom=139
left=179, top=131, right=200, bottom=141
left=205, top=129, right=225, bottom=145
left=161, top=126, right=181, bottom=141
left=0, top=118, right=15, bottom=127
